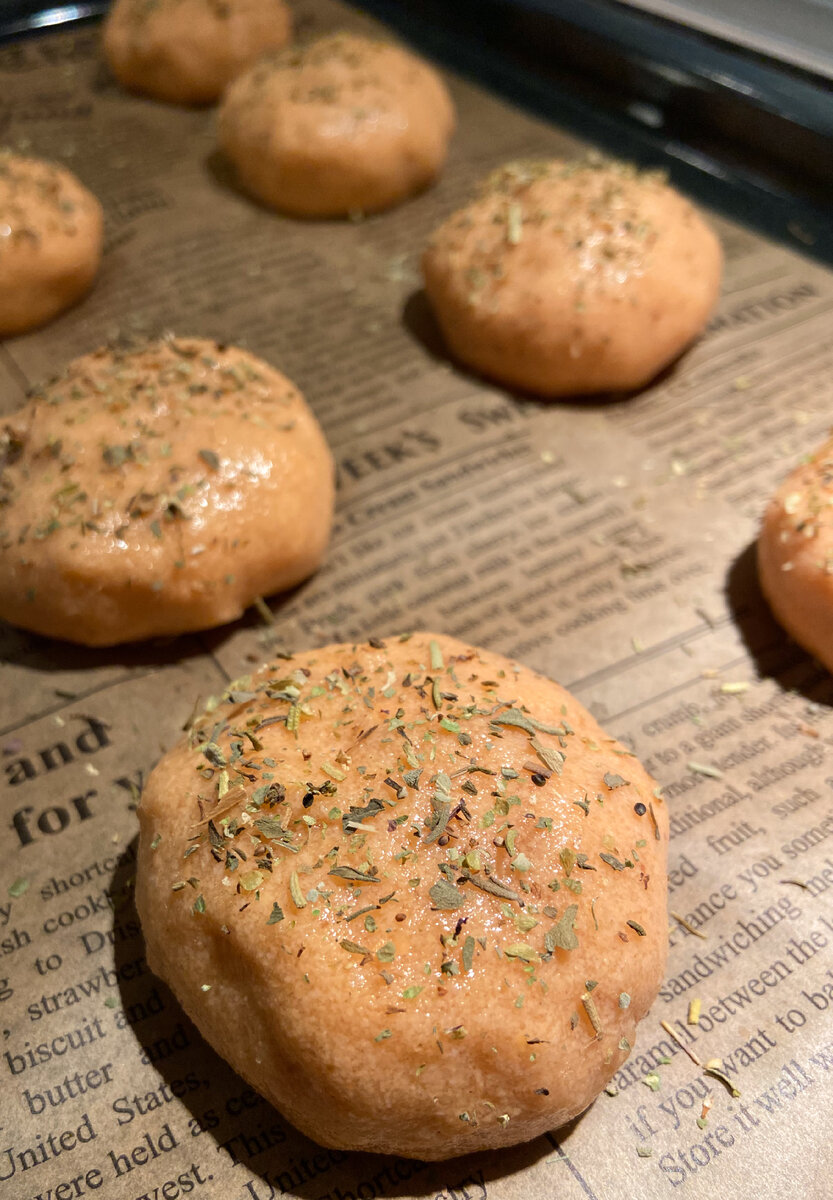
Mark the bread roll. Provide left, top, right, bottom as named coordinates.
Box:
left=422, top=158, right=722, bottom=397
left=0, top=152, right=102, bottom=337
left=0, top=337, right=334, bottom=645
left=218, top=34, right=455, bottom=217
left=137, top=632, right=669, bottom=1159
left=103, top=0, right=292, bottom=105
left=758, top=435, right=833, bottom=672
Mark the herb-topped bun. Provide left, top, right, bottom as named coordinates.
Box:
left=136, top=632, right=669, bottom=1160
left=422, top=158, right=722, bottom=398
left=217, top=34, right=455, bottom=217
left=758, top=435, right=833, bottom=672
left=0, top=337, right=334, bottom=646
left=103, top=0, right=292, bottom=105
left=0, top=152, right=102, bottom=337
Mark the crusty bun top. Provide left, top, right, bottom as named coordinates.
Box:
left=0, top=337, right=334, bottom=645
left=218, top=32, right=455, bottom=217
left=0, top=151, right=103, bottom=337
left=422, top=157, right=722, bottom=396
left=103, top=0, right=293, bottom=106
left=758, top=433, right=833, bottom=672
left=0, top=150, right=99, bottom=236
left=427, top=156, right=715, bottom=299
left=137, top=633, right=669, bottom=1160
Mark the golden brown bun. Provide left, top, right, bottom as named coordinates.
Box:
left=218, top=34, right=455, bottom=217
left=758, top=435, right=833, bottom=672
left=103, top=0, right=292, bottom=105
left=0, top=152, right=102, bottom=337
left=137, top=632, right=669, bottom=1160
left=422, top=159, right=722, bottom=398
left=0, top=337, right=334, bottom=645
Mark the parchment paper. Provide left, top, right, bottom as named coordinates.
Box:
left=1, top=3, right=832, bottom=1198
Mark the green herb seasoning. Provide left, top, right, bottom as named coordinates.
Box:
left=289, top=871, right=306, bottom=909
left=603, top=772, right=627, bottom=789
left=545, top=904, right=579, bottom=952
left=429, top=879, right=465, bottom=910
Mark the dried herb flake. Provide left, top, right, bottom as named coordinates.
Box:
left=545, top=904, right=579, bottom=952
left=603, top=772, right=627, bottom=789
left=340, top=940, right=369, bottom=955
left=328, top=865, right=378, bottom=883
left=240, top=870, right=264, bottom=892
left=504, top=943, right=539, bottom=963
left=289, top=871, right=306, bottom=909
left=429, top=879, right=465, bottom=911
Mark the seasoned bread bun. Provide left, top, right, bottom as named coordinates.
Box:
left=0, top=152, right=102, bottom=337
left=0, top=337, right=334, bottom=645
left=758, top=435, right=833, bottom=672
left=422, top=159, right=722, bottom=397
left=218, top=34, right=455, bottom=217
left=103, top=0, right=292, bottom=105
left=137, top=632, right=669, bottom=1160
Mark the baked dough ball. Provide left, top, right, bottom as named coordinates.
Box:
left=218, top=34, right=455, bottom=217
left=103, top=0, right=292, bottom=105
left=422, top=159, right=722, bottom=397
left=758, top=435, right=833, bottom=672
left=0, top=337, right=333, bottom=645
left=137, top=632, right=669, bottom=1160
left=0, top=152, right=102, bottom=337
